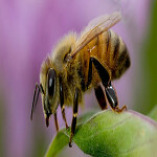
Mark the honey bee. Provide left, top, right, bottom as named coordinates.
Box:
left=30, top=12, right=130, bottom=147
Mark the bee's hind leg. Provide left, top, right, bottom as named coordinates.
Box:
left=94, top=85, right=108, bottom=110
left=87, top=58, right=107, bottom=110
left=69, top=88, right=79, bottom=147
left=91, top=57, right=126, bottom=112
left=105, top=82, right=127, bottom=112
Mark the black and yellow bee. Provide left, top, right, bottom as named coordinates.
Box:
left=31, top=12, right=130, bottom=147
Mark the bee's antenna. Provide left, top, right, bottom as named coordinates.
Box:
left=30, top=83, right=44, bottom=120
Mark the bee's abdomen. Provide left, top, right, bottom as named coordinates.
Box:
left=77, top=30, right=130, bottom=91
left=112, top=45, right=130, bottom=79
left=105, top=30, right=130, bottom=79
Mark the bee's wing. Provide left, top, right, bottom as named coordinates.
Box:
left=71, top=12, right=121, bottom=57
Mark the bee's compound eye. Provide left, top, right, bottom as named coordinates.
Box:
left=47, top=69, right=56, bottom=97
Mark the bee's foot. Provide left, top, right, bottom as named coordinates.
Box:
left=69, top=142, right=72, bottom=148
left=69, top=133, right=73, bottom=148
left=114, top=105, right=127, bottom=113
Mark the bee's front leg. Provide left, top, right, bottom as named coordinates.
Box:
left=69, top=88, right=79, bottom=147
left=54, top=112, right=59, bottom=132
left=59, top=77, right=69, bottom=129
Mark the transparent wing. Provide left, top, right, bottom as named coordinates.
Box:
left=71, top=12, right=121, bottom=58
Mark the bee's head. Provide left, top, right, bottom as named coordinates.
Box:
left=43, top=68, right=59, bottom=127
left=31, top=56, right=59, bottom=127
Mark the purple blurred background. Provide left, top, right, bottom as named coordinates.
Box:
left=0, top=0, right=151, bottom=157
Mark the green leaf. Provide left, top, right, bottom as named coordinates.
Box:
left=45, top=110, right=157, bottom=157
left=45, top=131, right=69, bottom=157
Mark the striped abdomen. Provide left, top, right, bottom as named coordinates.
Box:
left=89, top=30, right=130, bottom=80
left=107, top=30, right=130, bottom=79
left=77, top=29, right=130, bottom=91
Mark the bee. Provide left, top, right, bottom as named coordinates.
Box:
left=30, top=12, right=130, bottom=147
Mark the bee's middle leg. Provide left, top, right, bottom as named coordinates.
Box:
left=59, top=78, right=69, bottom=129
left=69, top=88, right=79, bottom=147
left=91, top=57, right=126, bottom=112
left=86, top=57, right=92, bottom=89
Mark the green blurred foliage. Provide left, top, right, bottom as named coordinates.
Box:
left=148, top=105, right=157, bottom=121
left=135, top=1, right=157, bottom=113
